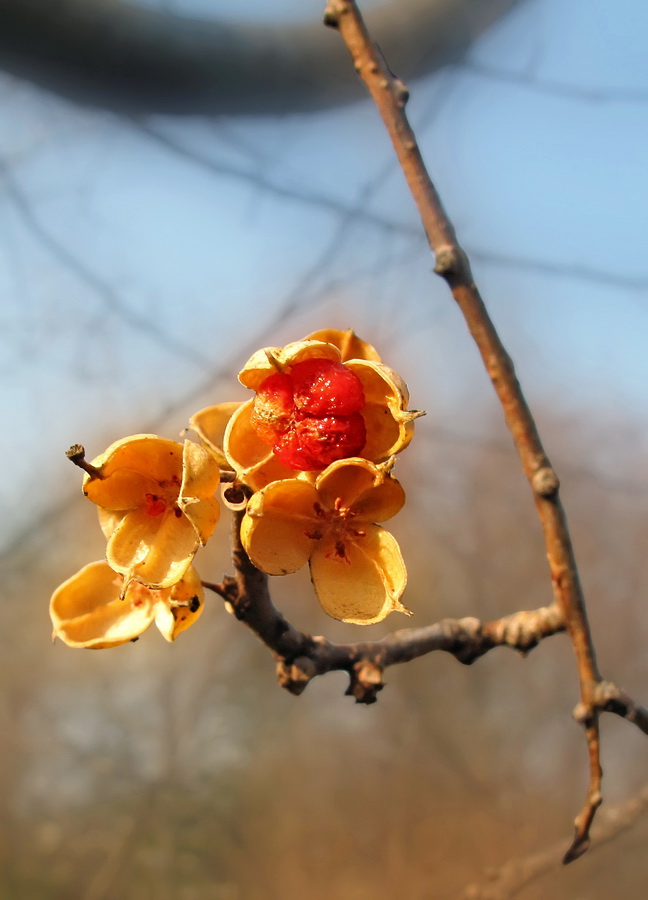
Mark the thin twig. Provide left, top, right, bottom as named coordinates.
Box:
left=0, top=158, right=212, bottom=369
left=463, top=783, right=648, bottom=900
left=461, top=60, right=648, bottom=105
left=321, top=0, right=647, bottom=861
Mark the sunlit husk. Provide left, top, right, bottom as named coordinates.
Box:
left=98, top=508, right=126, bottom=539
left=154, top=566, right=204, bottom=642
left=82, top=436, right=220, bottom=589
left=241, top=479, right=320, bottom=575
left=305, top=328, right=381, bottom=363
left=238, top=340, right=341, bottom=390
left=241, top=458, right=410, bottom=624
left=188, top=402, right=242, bottom=468
left=178, top=440, right=221, bottom=544
left=84, top=435, right=183, bottom=510
left=224, top=400, right=295, bottom=490
left=50, top=561, right=156, bottom=648
left=316, top=457, right=405, bottom=523
left=310, top=525, right=409, bottom=625
left=106, top=506, right=200, bottom=589
left=345, top=360, right=423, bottom=461
left=50, top=561, right=204, bottom=648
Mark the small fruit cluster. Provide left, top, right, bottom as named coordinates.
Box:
left=50, top=329, right=423, bottom=647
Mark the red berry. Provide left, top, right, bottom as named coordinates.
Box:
left=250, top=358, right=368, bottom=471
left=251, top=372, right=294, bottom=443
left=291, top=358, right=365, bottom=416
left=273, top=413, right=366, bottom=470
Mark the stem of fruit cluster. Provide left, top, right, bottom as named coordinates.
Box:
left=66, top=444, right=104, bottom=480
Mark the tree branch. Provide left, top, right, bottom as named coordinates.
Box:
left=204, top=512, right=566, bottom=705
left=316, top=0, right=647, bottom=863
left=463, top=783, right=648, bottom=900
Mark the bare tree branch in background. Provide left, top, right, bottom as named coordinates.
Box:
left=132, top=118, right=648, bottom=292
left=463, top=784, right=648, bottom=899
left=0, top=158, right=214, bottom=369
left=0, top=0, right=521, bottom=114
left=461, top=59, right=648, bottom=104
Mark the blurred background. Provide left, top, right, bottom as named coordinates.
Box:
left=1, top=0, right=648, bottom=897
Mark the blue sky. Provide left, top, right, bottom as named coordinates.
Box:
left=1, top=0, right=647, bottom=552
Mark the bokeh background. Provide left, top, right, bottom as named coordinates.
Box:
left=2, top=0, right=648, bottom=897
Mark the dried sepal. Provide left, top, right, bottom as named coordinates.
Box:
left=188, top=401, right=242, bottom=469
left=310, top=525, right=408, bottom=625
left=178, top=439, right=221, bottom=542
left=241, top=457, right=410, bottom=625
left=80, top=435, right=220, bottom=588
left=241, top=479, right=320, bottom=575
left=344, top=360, right=424, bottom=461
left=238, top=340, right=340, bottom=390
left=316, top=456, right=405, bottom=522
left=83, top=434, right=183, bottom=510
left=224, top=401, right=297, bottom=492
left=152, top=565, right=204, bottom=641
left=107, top=504, right=201, bottom=589
left=50, top=561, right=205, bottom=648
left=305, top=328, right=381, bottom=363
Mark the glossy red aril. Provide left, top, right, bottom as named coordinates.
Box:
left=291, top=358, right=365, bottom=415
left=273, top=414, right=366, bottom=470
left=250, top=358, right=367, bottom=470
left=249, top=372, right=294, bottom=443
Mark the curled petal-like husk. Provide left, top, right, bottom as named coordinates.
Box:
left=224, top=400, right=296, bottom=490
left=305, top=328, right=381, bottom=363
left=346, top=360, right=424, bottom=461
left=107, top=506, right=202, bottom=589
left=84, top=435, right=183, bottom=510
left=153, top=566, right=204, bottom=642
left=87, top=437, right=219, bottom=588
left=238, top=340, right=341, bottom=390
left=241, top=479, right=320, bottom=575
left=98, top=508, right=126, bottom=539
left=188, top=402, right=242, bottom=468
left=50, top=562, right=204, bottom=648
left=310, top=525, right=410, bottom=625
left=315, top=458, right=405, bottom=523
left=178, top=439, right=221, bottom=544
left=50, top=561, right=156, bottom=648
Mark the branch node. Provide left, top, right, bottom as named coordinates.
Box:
left=572, top=701, right=594, bottom=728
left=346, top=660, right=384, bottom=704
left=276, top=656, right=318, bottom=695
left=394, top=78, right=410, bottom=106
left=323, top=0, right=344, bottom=28
left=433, top=246, right=469, bottom=285
left=532, top=466, right=560, bottom=497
